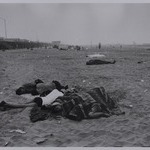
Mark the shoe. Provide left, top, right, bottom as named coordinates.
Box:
left=0, top=101, right=6, bottom=107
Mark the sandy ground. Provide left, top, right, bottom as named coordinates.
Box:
left=0, top=45, right=150, bottom=147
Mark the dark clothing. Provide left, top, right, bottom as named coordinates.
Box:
left=49, top=87, right=124, bottom=121
left=16, top=79, right=43, bottom=95
left=28, top=86, right=125, bottom=122
left=16, top=80, right=68, bottom=96
left=86, top=59, right=116, bottom=65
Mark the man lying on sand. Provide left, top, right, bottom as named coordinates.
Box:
left=50, top=87, right=124, bottom=121
left=15, top=79, right=43, bottom=95
left=0, top=86, right=125, bottom=121
left=0, top=88, right=64, bottom=110
left=86, top=59, right=116, bottom=65
left=16, top=79, right=68, bottom=96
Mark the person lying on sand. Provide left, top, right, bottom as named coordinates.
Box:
left=0, top=87, right=124, bottom=121
left=0, top=89, right=64, bottom=111
left=16, top=79, right=43, bottom=95
left=86, top=59, right=116, bottom=65
left=16, top=79, right=68, bottom=96
left=36, top=80, right=68, bottom=96
left=49, top=87, right=124, bottom=121
left=51, top=98, right=111, bottom=121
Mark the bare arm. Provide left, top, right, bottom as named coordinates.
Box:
left=1, top=101, right=36, bottom=109
left=88, top=112, right=110, bottom=119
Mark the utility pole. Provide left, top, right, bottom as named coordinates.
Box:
left=35, top=32, right=39, bottom=42
left=0, top=17, right=7, bottom=38
left=99, top=42, right=101, bottom=49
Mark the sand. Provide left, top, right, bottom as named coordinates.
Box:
left=0, top=45, right=150, bottom=147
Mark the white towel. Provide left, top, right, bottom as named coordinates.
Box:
left=42, top=89, right=64, bottom=106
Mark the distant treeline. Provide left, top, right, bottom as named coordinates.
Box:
left=0, top=39, right=50, bottom=50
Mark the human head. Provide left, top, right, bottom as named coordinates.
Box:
left=16, top=87, right=26, bottom=95
left=52, top=80, right=68, bottom=92
left=33, top=97, right=43, bottom=107
left=34, top=79, right=44, bottom=84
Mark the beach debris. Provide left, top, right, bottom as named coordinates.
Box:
left=4, top=141, right=10, bottom=146
left=9, top=129, right=26, bottom=134
left=82, top=80, right=86, bottom=83
left=119, top=103, right=133, bottom=109
left=129, top=105, right=133, bottom=108
left=137, top=61, right=143, bottom=64
left=144, top=89, right=148, bottom=92
left=3, top=87, right=9, bottom=90
left=34, top=137, right=48, bottom=144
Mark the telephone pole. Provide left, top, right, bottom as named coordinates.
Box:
left=0, top=17, right=7, bottom=38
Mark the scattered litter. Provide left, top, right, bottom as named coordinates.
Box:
left=137, top=61, right=143, bottom=64
left=82, top=80, right=86, bottom=83
left=4, top=141, right=9, bottom=146
left=129, top=105, right=133, bottom=108
left=3, top=87, right=9, bottom=90
left=119, top=103, right=133, bottom=109
left=9, top=129, right=26, bottom=134
left=34, top=137, right=48, bottom=144
left=144, top=89, right=148, bottom=92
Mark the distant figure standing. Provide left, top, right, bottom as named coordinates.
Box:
left=98, top=43, right=101, bottom=50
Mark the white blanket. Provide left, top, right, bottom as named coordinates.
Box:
left=41, top=89, right=64, bottom=106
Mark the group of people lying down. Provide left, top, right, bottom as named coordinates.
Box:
left=0, top=79, right=125, bottom=121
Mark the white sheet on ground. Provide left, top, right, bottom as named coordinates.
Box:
left=42, top=89, right=64, bottom=106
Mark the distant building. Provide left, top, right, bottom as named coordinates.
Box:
left=59, top=44, right=69, bottom=50
left=51, top=41, right=61, bottom=49
left=0, top=38, right=30, bottom=43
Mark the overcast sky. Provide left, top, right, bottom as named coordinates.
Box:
left=0, top=3, right=150, bottom=45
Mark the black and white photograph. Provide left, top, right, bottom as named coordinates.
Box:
left=0, top=0, right=150, bottom=147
